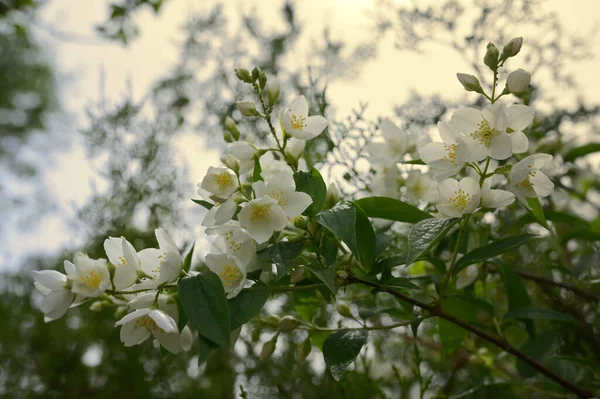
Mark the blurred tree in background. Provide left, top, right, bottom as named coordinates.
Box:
left=2, top=0, right=600, bottom=398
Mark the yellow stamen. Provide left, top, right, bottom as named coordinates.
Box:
left=442, top=143, right=457, bottom=164
left=134, top=316, right=159, bottom=333
left=269, top=189, right=288, bottom=207
left=290, top=115, right=306, bottom=130
left=471, top=119, right=498, bottom=146
left=219, top=264, right=242, bottom=285
left=215, top=172, right=232, bottom=189
left=82, top=270, right=102, bottom=289
left=449, top=189, right=471, bottom=211
left=250, top=204, right=272, bottom=222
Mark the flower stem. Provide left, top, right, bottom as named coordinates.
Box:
left=441, top=214, right=471, bottom=293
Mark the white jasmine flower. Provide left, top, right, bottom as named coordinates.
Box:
left=437, top=177, right=481, bottom=217
left=104, top=237, right=140, bottom=290
left=285, top=137, right=305, bottom=159
left=116, top=308, right=180, bottom=354
left=253, top=169, right=312, bottom=218
left=505, top=104, right=534, bottom=154
left=154, top=228, right=183, bottom=283
left=238, top=196, right=288, bottom=243
left=210, top=224, right=256, bottom=268
left=368, top=119, right=408, bottom=165
left=456, top=265, right=478, bottom=289
left=509, top=154, right=554, bottom=207
left=200, top=166, right=238, bottom=200
left=66, top=253, right=110, bottom=298
left=31, top=269, right=75, bottom=322
left=201, top=195, right=238, bottom=227
left=419, top=121, right=470, bottom=180
left=280, top=95, right=328, bottom=140
left=404, top=169, right=437, bottom=203
left=481, top=185, right=515, bottom=208
left=259, top=152, right=289, bottom=181
left=206, top=254, right=247, bottom=299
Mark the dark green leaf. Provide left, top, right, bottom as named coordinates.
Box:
left=228, top=287, right=271, bottom=330
left=400, top=159, right=426, bottom=165
left=257, top=240, right=305, bottom=280
left=178, top=272, right=231, bottom=348
left=306, top=262, right=336, bottom=294
left=526, top=197, right=549, bottom=229
left=384, top=277, right=420, bottom=290
left=294, top=290, right=320, bottom=322
left=406, top=218, right=459, bottom=265
left=353, top=196, right=432, bottom=224
left=374, top=234, right=393, bottom=258
left=352, top=202, right=376, bottom=268
left=182, top=243, right=194, bottom=273
left=191, top=199, right=213, bottom=210
left=438, top=296, right=479, bottom=351
left=454, top=234, right=537, bottom=274
left=197, top=334, right=221, bottom=364
left=516, top=331, right=560, bottom=378
left=323, top=330, right=368, bottom=380
left=504, top=307, right=577, bottom=324
left=564, top=142, right=600, bottom=162
left=294, top=168, right=327, bottom=216
left=495, top=261, right=534, bottom=338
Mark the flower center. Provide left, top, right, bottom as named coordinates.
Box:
left=215, top=172, right=232, bottom=189
left=290, top=115, right=306, bottom=130
left=472, top=120, right=498, bottom=146
left=269, top=189, right=289, bottom=207
left=219, top=264, right=242, bottom=285
left=134, top=315, right=159, bottom=333
left=250, top=204, right=272, bottom=222
left=442, top=143, right=457, bottom=164
left=82, top=270, right=102, bottom=289
left=118, top=256, right=127, bottom=266
left=519, top=170, right=537, bottom=189
left=449, top=189, right=471, bottom=211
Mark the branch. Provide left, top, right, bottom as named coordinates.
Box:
left=348, top=274, right=594, bottom=399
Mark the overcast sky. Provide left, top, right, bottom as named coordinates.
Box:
left=3, top=0, right=599, bottom=270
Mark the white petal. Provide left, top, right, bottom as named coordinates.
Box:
left=531, top=172, right=554, bottom=198
left=127, top=292, right=156, bottom=309
left=482, top=102, right=508, bottom=131
left=437, top=204, right=463, bottom=218
left=437, top=121, right=457, bottom=143
left=31, top=270, right=67, bottom=291
left=419, top=142, right=449, bottom=169
left=34, top=282, right=51, bottom=295
left=63, top=260, right=76, bottom=277
left=459, top=177, right=480, bottom=196
left=214, top=197, right=238, bottom=225
left=288, top=95, right=308, bottom=117
left=488, top=131, right=513, bottom=160
left=431, top=165, right=462, bottom=180
left=437, top=178, right=460, bottom=203
left=120, top=320, right=150, bottom=346
left=155, top=228, right=179, bottom=257
left=482, top=189, right=515, bottom=208
left=42, top=290, right=74, bottom=321
left=154, top=330, right=181, bottom=354
left=506, top=105, right=534, bottom=131
left=510, top=131, right=529, bottom=153
left=463, top=192, right=481, bottom=214
left=116, top=308, right=152, bottom=326
left=180, top=325, right=194, bottom=351
left=451, top=108, right=481, bottom=134
left=103, top=237, right=124, bottom=265
left=456, top=265, right=478, bottom=290
left=302, top=115, right=328, bottom=138
left=282, top=191, right=312, bottom=218
left=252, top=181, right=267, bottom=198
left=149, top=309, right=178, bottom=334
left=138, top=248, right=162, bottom=279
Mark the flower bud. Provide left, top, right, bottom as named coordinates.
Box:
left=292, top=215, right=308, bottom=230
left=235, top=68, right=253, bottom=83
left=456, top=73, right=484, bottom=94
left=259, top=335, right=278, bottom=361
left=277, top=316, right=300, bottom=332
left=224, top=116, right=240, bottom=141
left=296, top=337, right=312, bottom=362
left=251, top=67, right=260, bottom=81
left=506, top=68, right=530, bottom=94
left=114, top=305, right=128, bottom=320
left=222, top=154, right=240, bottom=174
left=258, top=72, right=267, bottom=91
left=236, top=101, right=259, bottom=117
left=266, top=77, right=281, bottom=106
left=336, top=303, right=353, bottom=318
left=501, top=37, right=523, bottom=61
left=89, top=300, right=106, bottom=312
left=290, top=267, right=306, bottom=283
left=483, top=42, right=500, bottom=71
left=325, top=183, right=341, bottom=208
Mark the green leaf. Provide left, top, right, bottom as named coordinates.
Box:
left=504, top=307, right=577, bottom=324
left=294, top=168, right=327, bottom=216
left=352, top=202, right=376, bottom=268
left=516, top=331, right=560, bottom=378
left=495, top=261, right=534, bottom=338
left=454, top=234, right=537, bottom=274
left=399, top=159, right=426, bottom=165
left=316, top=203, right=376, bottom=269
left=306, top=262, right=336, bottom=294
left=257, top=240, right=305, bottom=280
left=178, top=272, right=231, bottom=348
left=294, top=290, right=320, bottom=322
left=438, top=296, right=479, bottom=351
left=374, top=234, right=393, bottom=258
left=353, top=196, right=432, bottom=224
left=406, top=218, right=459, bottom=265
left=191, top=199, right=213, bottom=210
left=197, top=334, right=221, bottom=364
left=564, top=142, right=600, bottom=162
left=252, top=155, right=262, bottom=182
left=182, top=243, right=194, bottom=273
left=228, top=287, right=271, bottom=330
left=526, top=197, right=549, bottom=229
left=383, top=277, right=420, bottom=290
left=323, top=330, right=368, bottom=380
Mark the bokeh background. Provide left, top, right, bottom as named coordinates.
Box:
left=1, top=0, right=599, bottom=398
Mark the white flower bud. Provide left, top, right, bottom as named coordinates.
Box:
left=336, top=303, right=353, bottom=318
left=222, top=153, right=240, bottom=174
left=224, top=116, right=240, bottom=140
left=501, top=37, right=523, bottom=61
left=456, top=73, right=483, bottom=93
left=277, top=316, right=300, bottom=332
left=296, top=337, right=312, bottom=362
left=266, top=78, right=280, bottom=106
left=259, top=335, right=278, bottom=361
left=290, top=267, right=306, bottom=283
left=236, top=101, right=259, bottom=117
left=506, top=68, right=530, bottom=94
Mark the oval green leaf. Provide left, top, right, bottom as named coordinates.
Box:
left=323, top=329, right=368, bottom=381
left=294, top=168, right=327, bottom=216
left=353, top=196, right=432, bottom=224
left=406, top=218, right=459, bottom=265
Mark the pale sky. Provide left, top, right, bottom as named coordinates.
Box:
left=2, top=0, right=599, bottom=269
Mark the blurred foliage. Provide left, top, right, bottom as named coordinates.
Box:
left=2, top=0, right=600, bottom=398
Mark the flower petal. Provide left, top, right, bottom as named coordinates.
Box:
left=31, top=270, right=67, bottom=291
left=506, top=105, right=534, bottom=131
left=451, top=108, right=481, bottom=134
left=488, top=131, right=513, bottom=160
left=510, top=131, right=529, bottom=153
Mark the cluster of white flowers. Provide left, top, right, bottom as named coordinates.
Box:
left=197, top=95, right=327, bottom=298
left=32, top=228, right=193, bottom=354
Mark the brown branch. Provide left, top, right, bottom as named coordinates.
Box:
left=348, top=274, right=594, bottom=399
